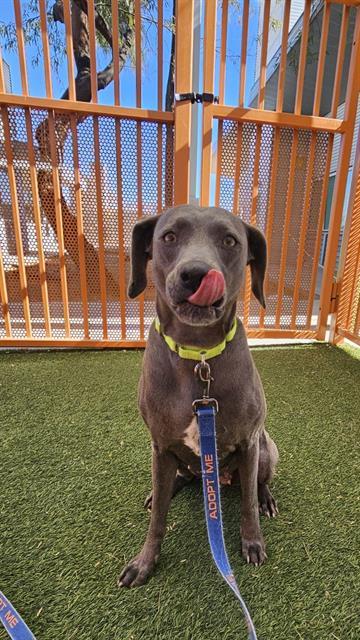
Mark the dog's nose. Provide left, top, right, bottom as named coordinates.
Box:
left=179, top=262, right=210, bottom=293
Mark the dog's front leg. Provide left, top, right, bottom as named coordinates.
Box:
left=238, top=435, right=266, bottom=566
left=119, top=444, right=178, bottom=588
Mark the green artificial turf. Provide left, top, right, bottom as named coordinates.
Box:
left=0, top=344, right=359, bottom=640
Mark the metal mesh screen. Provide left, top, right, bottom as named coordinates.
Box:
left=0, top=106, right=174, bottom=342
left=336, top=162, right=360, bottom=342
left=216, top=119, right=330, bottom=330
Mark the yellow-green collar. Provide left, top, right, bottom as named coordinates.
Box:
left=153, top=317, right=237, bottom=361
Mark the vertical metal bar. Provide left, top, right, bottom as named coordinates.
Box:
left=112, top=0, right=120, bottom=105
left=235, top=0, right=249, bottom=214
left=112, top=0, right=126, bottom=338
left=346, top=241, right=360, bottom=333
left=25, top=108, right=52, bottom=337
left=275, top=130, right=299, bottom=327
left=47, top=111, right=71, bottom=336
left=88, top=0, right=98, bottom=103
left=62, top=0, right=76, bottom=101
left=134, top=0, right=144, bottom=339
left=189, top=0, right=201, bottom=205
left=215, top=124, right=223, bottom=207
left=115, top=118, right=127, bottom=339
left=294, top=0, right=311, bottom=115
left=137, top=123, right=144, bottom=341
left=200, top=0, right=217, bottom=206
left=39, top=0, right=53, bottom=98
left=355, top=292, right=360, bottom=336
left=258, top=0, right=271, bottom=110
left=239, top=0, right=249, bottom=108
left=0, top=246, right=11, bottom=337
left=13, top=0, right=29, bottom=95
left=135, top=0, right=142, bottom=108
left=313, top=1, right=331, bottom=116
left=0, top=51, right=12, bottom=336
left=93, top=118, right=108, bottom=339
left=157, top=0, right=163, bottom=210
left=1, top=106, right=32, bottom=337
left=317, top=8, right=360, bottom=339
left=174, top=0, right=194, bottom=205
left=232, top=124, right=243, bottom=215
left=290, top=132, right=317, bottom=328
left=70, top=113, right=89, bottom=339
left=330, top=5, right=350, bottom=117
left=157, top=0, right=163, bottom=111
left=259, top=126, right=281, bottom=327
left=306, top=135, right=334, bottom=328
left=243, top=124, right=262, bottom=326
left=218, top=0, right=228, bottom=104
left=215, top=0, right=228, bottom=207
left=330, top=124, right=360, bottom=340
left=276, top=0, right=291, bottom=112
left=0, top=46, right=5, bottom=92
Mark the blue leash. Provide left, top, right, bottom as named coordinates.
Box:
left=193, top=360, right=258, bottom=640
left=0, top=592, right=36, bottom=640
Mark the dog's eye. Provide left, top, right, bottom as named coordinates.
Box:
left=223, top=235, right=237, bottom=247
left=163, top=232, right=177, bottom=244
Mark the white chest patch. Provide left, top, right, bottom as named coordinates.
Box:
left=182, top=418, right=200, bottom=456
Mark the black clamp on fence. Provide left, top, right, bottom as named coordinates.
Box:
left=175, top=92, right=219, bottom=104
left=197, top=93, right=220, bottom=104
left=175, top=92, right=197, bottom=103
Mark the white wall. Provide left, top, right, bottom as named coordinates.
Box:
left=329, top=96, right=360, bottom=175
left=255, top=0, right=305, bottom=80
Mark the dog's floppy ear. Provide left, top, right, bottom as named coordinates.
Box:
left=128, top=215, right=160, bottom=298
left=244, top=222, right=267, bottom=308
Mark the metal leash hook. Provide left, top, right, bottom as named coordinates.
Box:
left=192, top=356, right=219, bottom=414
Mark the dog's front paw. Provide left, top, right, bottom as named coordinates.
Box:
left=118, top=552, right=158, bottom=588
left=241, top=538, right=267, bottom=566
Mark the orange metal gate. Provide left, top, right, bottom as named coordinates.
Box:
left=331, top=122, right=360, bottom=346
left=0, top=0, right=360, bottom=348
left=0, top=0, right=193, bottom=347
left=201, top=0, right=360, bottom=339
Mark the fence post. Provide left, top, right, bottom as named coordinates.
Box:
left=200, top=0, right=216, bottom=207
left=317, top=7, right=360, bottom=340
left=174, top=0, right=194, bottom=206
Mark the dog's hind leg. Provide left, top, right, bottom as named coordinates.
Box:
left=144, top=468, right=194, bottom=510
left=258, top=430, right=279, bottom=518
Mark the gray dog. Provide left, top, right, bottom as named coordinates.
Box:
left=119, top=205, right=278, bottom=588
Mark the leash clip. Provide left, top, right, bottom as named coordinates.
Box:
left=194, top=356, right=213, bottom=398
left=193, top=357, right=218, bottom=414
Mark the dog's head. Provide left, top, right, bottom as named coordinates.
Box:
left=128, top=205, right=266, bottom=326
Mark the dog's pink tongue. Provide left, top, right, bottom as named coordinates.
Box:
left=187, top=269, right=225, bottom=307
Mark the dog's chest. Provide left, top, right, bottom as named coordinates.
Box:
left=182, top=417, right=236, bottom=458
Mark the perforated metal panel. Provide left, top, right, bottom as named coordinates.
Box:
left=216, top=120, right=330, bottom=330
left=0, top=106, right=174, bottom=343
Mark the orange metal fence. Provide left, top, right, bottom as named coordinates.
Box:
left=0, top=0, right=193, bottom=347
left=201, top=0, right=360, bottom=340
left=0, top=0, right=359, bottom=348
left=331, top=123, right=360, bottom=346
